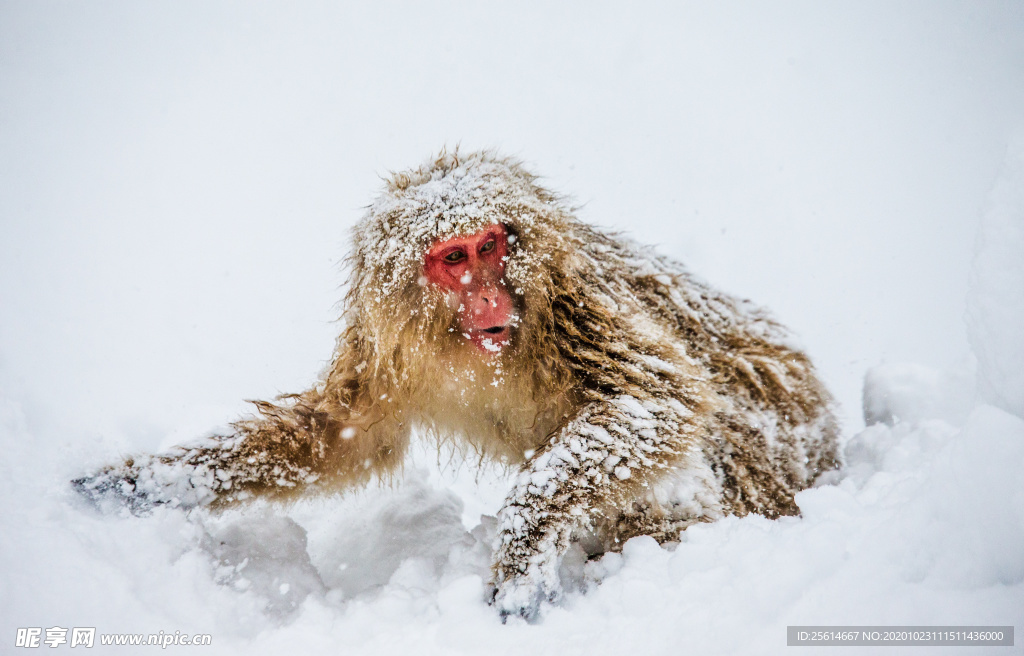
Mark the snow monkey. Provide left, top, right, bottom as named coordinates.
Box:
left=73, top=149, right=840, bottom=620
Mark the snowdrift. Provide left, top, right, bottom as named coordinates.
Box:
left=1, top=357, right=1022, bottom=654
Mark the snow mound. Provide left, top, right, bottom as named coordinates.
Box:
left=862, top=361, right=974, bottom=427
left=3, top=359, right=1023, bottom=654
left=967, top=128, right=1024, bottom=420
left=204, top=515, right=325, bottom=619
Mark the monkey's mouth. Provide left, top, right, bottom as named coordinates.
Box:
left=465, top=325, right=511, bottom=353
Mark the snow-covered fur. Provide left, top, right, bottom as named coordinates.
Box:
left=73, top=149, right=840, bottom=620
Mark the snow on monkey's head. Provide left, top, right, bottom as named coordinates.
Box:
left=348, top=150, right=571, bottom=358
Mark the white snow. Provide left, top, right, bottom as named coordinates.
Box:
left=967, top=130, right=1024, bottom=420
left=2, top=3, right=1023, bottom=654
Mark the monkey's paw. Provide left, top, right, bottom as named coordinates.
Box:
left=71, top=466, right=162, bottom=516
left=489, top=571, right=561, bottom=623
left=72, top=453, right=216, bottom=514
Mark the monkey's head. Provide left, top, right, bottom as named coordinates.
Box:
left=348, top=150, right=572, bottom=380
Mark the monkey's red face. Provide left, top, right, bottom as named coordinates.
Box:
left=424, top=224, right=515, bottom=354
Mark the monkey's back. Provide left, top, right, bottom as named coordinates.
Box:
left=578, top=228, right=841, bottom=527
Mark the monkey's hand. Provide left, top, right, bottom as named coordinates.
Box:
left=71, top=429, right=302, bottom=514
left=72, top=463, right=151, bottom=515
left=71, top=449, right=223, bottom=515
left=490, top=395, right=691, bottom=621
left=490, top=484, right=574, bottom=623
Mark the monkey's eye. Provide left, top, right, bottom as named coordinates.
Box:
left=480, top=240, right=496, bottom=254
left=443, top=250, right=466, bottom=264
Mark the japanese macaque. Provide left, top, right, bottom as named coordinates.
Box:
left=73, top=150, right=840, bottom=620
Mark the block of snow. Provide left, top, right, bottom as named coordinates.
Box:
left=967, top=129, right=1024, bottom=420
left=862, top=362, right=973, bottom=426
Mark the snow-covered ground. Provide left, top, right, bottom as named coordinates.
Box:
left=2, top=3, right=1022, bottom=654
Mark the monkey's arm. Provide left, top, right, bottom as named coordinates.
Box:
left=72, top=389, right=409, bottom=514
left=490, top=394, right=695, bottom=621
